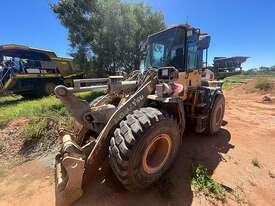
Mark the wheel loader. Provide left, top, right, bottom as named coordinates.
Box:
left=54, top=24, right=225, bottom=206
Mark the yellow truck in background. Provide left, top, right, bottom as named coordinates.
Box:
left=0, top=44, right=83, bottom=98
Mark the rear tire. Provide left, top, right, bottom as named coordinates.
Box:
left=206, top=93, right=225, bottom=135
left=43, top=82, right=57, bottom=96
left=109, top=107, right=180, bottom=191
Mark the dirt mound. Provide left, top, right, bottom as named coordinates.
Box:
left=226, top=79, right=275, bottom=105
left=0, top=118, right=29, bottom=165
left=2, top=118, right=29, bottom=129
left=230, top=79, right=274, bottom=94
left=0, top=117, right=62, bottom=167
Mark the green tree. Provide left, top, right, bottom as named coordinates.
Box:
left=52, top=0, right=165, bottom=77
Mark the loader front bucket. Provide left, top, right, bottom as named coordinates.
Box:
left=55, top=135, right=85, bottom=206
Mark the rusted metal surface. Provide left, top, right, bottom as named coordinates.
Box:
left=68, top=85, right=108, bottom=93
left=55, top=135, right=86, bottom=206
left=55, top=76, right=155, bottom=206
left=73, top=78, right=108, bottom=89
left=86, top=80, right=154, bottom=169
left=55, top=85, right=91, bottom=126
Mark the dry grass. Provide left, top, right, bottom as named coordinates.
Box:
left=223, top=74, right=275, bottom=91
left=255, top=77, right=272, bottom=91
left=0, top=92, right=102, bottom=154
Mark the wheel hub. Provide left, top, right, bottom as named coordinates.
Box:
left=142, top=134, right=172, bottom=174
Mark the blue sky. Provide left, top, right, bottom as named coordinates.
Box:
left=1, top=0, right=275, bottom=69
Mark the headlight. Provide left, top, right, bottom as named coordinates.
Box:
left=157, top=67, right=178, bottom=81
left=162, top=68, right=169, bottom=77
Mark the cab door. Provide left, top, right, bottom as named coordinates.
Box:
left=186, top=30, right=199, bottom=71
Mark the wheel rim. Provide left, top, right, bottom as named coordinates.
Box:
left=142, top=134, right=172, bottom=174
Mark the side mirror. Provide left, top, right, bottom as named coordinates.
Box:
left=198, top=35, right=210, bottom=49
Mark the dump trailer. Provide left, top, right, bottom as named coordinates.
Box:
left=0, top=44, right=83, bottom=97
left=54, top=24, right=225, bottom=206
left=210, top=56, right=249, bottom=79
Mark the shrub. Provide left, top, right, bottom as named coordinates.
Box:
left=251, top=158, right=261, bottom=168
left=192, top=164, right=226, bottom=201
left=255, top=78, right=272, bottom=91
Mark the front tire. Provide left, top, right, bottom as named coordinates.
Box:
left=109, top=107, right=180, bottom=191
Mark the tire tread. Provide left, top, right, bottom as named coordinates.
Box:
left=109, top=107, right=175, bottom=191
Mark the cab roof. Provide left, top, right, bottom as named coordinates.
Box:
left=148, top=24, right=202, bottom=38
left=0, top=44, right=57, bottom=61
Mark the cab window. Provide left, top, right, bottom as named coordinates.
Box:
left=151, top=43, right=165, bottom=67
left=187, top=42, right=197, bottom=70
left=170, top=45, right=185, bottom=71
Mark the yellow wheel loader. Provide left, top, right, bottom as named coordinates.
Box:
left=54, top=24, right=225, bottom=206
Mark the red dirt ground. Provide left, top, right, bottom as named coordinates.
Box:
left=0, top=118, right=29, bottom=166
left=0, top=83, right=274, bottom=206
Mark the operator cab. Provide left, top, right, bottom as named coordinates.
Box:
left=144, top=24, right=210, bottom=73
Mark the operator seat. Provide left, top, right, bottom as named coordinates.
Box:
left=171, top=48, right=184, bottom=70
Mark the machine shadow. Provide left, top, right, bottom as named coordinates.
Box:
left=75, top=128, right=233, bottom=206
left=0, top=97, right=24, bottom=107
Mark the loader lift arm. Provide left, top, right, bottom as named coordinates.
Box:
left=54, top=73, right=156, bottom=206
